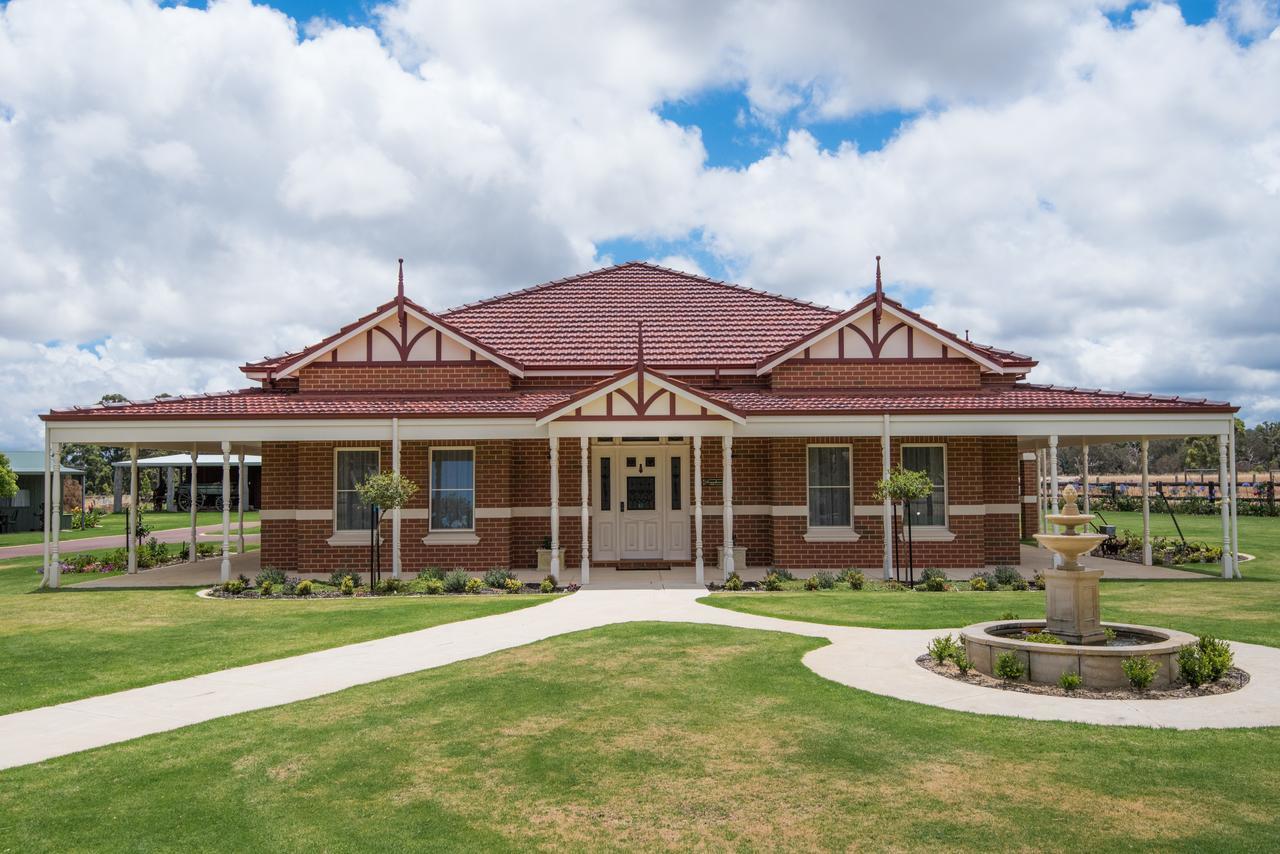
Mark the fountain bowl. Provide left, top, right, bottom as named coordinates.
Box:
left=1032, top=532, right=1107, bottom=563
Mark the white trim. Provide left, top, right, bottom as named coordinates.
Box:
left=1022, top=495, right=1037, bottom=504
left=899, top=526, right=955, bottom=543
left=755, top=300, right=1007, bottom=376
left=327, top=531, right=380, bottom=547
left=334, top=446, right=379, bottom=533
left=549, top=419, right=733, bottom=438
left=901, top=442, right=947, bottom=528
left=803, top=527, right=860, bottom=543
left=1021, top=452, right=1037, bottom=460
left=299, top=509, right=333, bottom=521
left=422, top=531, right=480, bottom=546
left=274, top=303, right=525, bottom=379
left=260, top=509, right=295, bottom=520
left=400, top=507, right=431, bottom=520
left=806, top=443, right=854, bottom=532
left=429, top=446, right=476, bottom=533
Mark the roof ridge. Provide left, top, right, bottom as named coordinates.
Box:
left=440, top=260, right=837, bottom=316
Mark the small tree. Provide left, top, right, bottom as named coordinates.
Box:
left=874, top=466, right=933, bottom=586
left=0, top=452, right=16, bottom=501
left=355, top=471, right=420, bottom=590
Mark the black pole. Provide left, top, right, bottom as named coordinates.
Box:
left=891, top=507, right=901, bottom=582
left=905, top=498, right=915, bottom=587
left=370, top=504, right=379, bottom=591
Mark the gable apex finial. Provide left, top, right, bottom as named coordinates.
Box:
left=873, top=255, right=884, bottom=322
left=397, top=258, right=405, bottom=301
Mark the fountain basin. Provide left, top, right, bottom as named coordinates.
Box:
left=959, top=620, right=1197, bottom=689
left=1032, top=532, right=1107, bottom=562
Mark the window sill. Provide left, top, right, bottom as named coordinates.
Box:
left=423, top=531, right=480, bottom=546
left=326, top=531, right=382, bottom=547
left=898, top=527, right=955, bottom=543
left=804, top=527, right=860, bottom=543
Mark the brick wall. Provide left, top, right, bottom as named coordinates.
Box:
left=1020, top=454, right=1039, bottom=538
left=770, top=360, right=982, bottom=389
left=297, top=362, right=512, bottom=392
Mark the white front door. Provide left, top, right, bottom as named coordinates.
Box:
left=591, top=442, right=690, bottom=563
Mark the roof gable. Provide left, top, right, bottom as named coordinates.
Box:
left=536, top=363, right=744, bottom=425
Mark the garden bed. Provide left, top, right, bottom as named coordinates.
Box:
left=203, top=583, right=570, bottom=600
left=916, top=653, right=1249, bottom=700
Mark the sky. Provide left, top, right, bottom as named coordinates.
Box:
left=0, top=0, right=1278, bottom=449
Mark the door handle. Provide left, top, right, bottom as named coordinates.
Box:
left=619, top=501, right=625, bottom=513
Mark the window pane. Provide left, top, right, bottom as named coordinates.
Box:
left=600, top=457, right=611, bottom=512
left=626, top=476, right=656, bottom=511
left=337, top=491, right=372, bottom=531
left=808, top=487, right=851, bottom=527
left=431, top=449, right=474, bottom=490
left=903, top=446, right=944, bottom=485
left=908, top=486, right=947, bottom=527
left=808, top=446, right=850, bottom=488
left=337, top=450, right=377, bottom=490
left=430, top=490, right=474, bottom=530
left=903, top=446, right=946, bottom=526
left=670, top=456, right=681, bottom=510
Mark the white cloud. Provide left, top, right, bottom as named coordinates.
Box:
left=0, top=0, right=1278, bottom=450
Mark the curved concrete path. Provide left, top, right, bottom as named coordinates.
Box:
left=2, top=588, right=1278, bottom=771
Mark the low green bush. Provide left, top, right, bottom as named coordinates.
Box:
left=418, top=566, right=445, bottom=581
left=993, top=565, right=1020, bottom=587
left=969, top=577, right=988, bottom=592
left=999, top=611, right=1020, bottom=620
left=221, top=579, right=245, bottom=595
left=295, top=579, right=313, bottom=596
left=927, top=634, right=959, bottom=664
left=484, top=567, right=516, bottom=589
left=424, top=578, right=444, bottom=595
left=724, top=572, right=743, bottom=591
left=952, top=649, right=972, bottom=674
left=257, top=567, right=286, bottom=588
left=1031, top=570, right=1046, bottom=590
left=845, top=570, right=865, bottom=591
left=259, top=580, right=274, bottom=596
left=813, top=570, right=836, bottom=589
left=804, top=576, right=819, bottom=591
left=1178, top=636, right=1235, bottom=687
left=969, top=571, right=997, bottom=590
left=1122, top=655, right=1159, bottom=690
left=540, top=578, right=555, bottom=594
left=1104, top=627, right=1117, bottom=642
left=339, top=577, right=354, bottom=596
left=922, top=576, right=947, bottom=592
left=994, top=651, right=1025, bottom=680
left=503, top=577, right=522, bottom=594
left=771, top=567, right=797, bottom=581
left=1059, top=672, right=1082, bottom=692
left=1023, top=632, right=1064, bottom=645
left=762, top=572, right=784, bottom=591
left=196, top=542, right=220, bottom=558
left=443, top=569, right=469, bottom=593
left=1009, top=576, right=1030, bottom=591
left=330, top=568, right=358, bottom=587
left=919, top=567, right=947, bottom=583
left=464, top=577, right=484, bottom=594
left=376, top=577, right=405, bottom=594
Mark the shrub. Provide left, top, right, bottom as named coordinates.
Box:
left=504, top=577, right=523, bottom=594
left=999, top=611, right=1020, bottom=620
left=259, top=579, right=274, bottom=596
left=257, top=567, right=286, bottom=588
left=762, top=572, right=784, bottom=591
left=540, top=578, right=555, bottom=594
left=376, top=577, right=405, bottom=594
left=1122, top=655, right=1159, bottom=691
left=846, top=570, right=865, bottom=591
left=1104, top=627, right=1117, bottom=642
left=330, top=568, right=357, bottom=586
left=969, top=576, right=988, bottom=592
left=994, top=651, right=1025, bottom=681
left=423, top=578, right=444, bottom=595
left=771, top=567, right=796, bottom=581
left=465, top=577, right=484, bottom=594
left=197, top=542, right=220, bottom=558
left=295, top=579, right=313, bottom=596
left=919, top=567, right=947, bottom=583
left=443, top=569, right=469, bottom=593
left=724, top=572, right=743, bottom=591
left=923, top=576, right=947, bottom=592
left=883, top=580, right=906, bottom=592
left=1059, top=672, right=1082, bottom=692
left=1031, top=570, right=1046, bottom=590
left=813, top=570, right=836, bottom=590
left=484, top=567, right=516, bottom=589
left=927, top=634, right=958, bottom=664
left=993, top=565, right=1020, bottom=587
left=1010, top=576, right=1030, bottom=592
left=1023, top=632, right=1064, bottom=645
left=969, top=571, right=997, bottom=590
left=804, top=576, right=819, bottom=591
left=339, top=577, right=355, bottom=596
left=952, top=649, right=972, bottom=674
left=418, top=566, right=445, bottom=581
left=1178, top=636, right=1234, bottom=687
left=221, top=579, right=245, bottom=595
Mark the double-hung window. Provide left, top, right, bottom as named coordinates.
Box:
left=335, top=449, right=378, bottom=531
left=430, top=448, right=475, bottom=531
left=902, top=445, right=947, bottom=527
left=807, top=445, right=852, bottom=529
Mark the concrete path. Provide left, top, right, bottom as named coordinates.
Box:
left=3, top=587, right=1279, bottom=771
left=0, top=524, right=260, bottom=560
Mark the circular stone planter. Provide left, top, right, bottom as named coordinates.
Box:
left=959, top=620, right=1197, bottom=690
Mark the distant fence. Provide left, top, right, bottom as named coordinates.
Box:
left=1058, top=479, right=1279, bottom=517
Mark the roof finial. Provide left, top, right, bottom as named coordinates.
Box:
left=636, top=321, right=645, bottom=367
left=873, top=255, right=884, bottom=322
left=397, top=258, right=405, bottom=301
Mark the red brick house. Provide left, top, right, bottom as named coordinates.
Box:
left=39, top=261, right=1243, bottom=586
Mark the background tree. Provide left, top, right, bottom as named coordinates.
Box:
left=0, top=452, right=17, bottom=501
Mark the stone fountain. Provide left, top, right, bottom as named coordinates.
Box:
left=1035, top=485, right=1108, bottom=644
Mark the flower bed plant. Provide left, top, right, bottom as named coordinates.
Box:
left=207, top=567, right=571, bottom=599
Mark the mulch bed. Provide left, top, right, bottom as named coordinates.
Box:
left=204, top=585, right=571, bottom=600
left=916, top=654, right=1250, bottom=700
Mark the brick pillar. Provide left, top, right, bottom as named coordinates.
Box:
left=1020, top=452, right=1038, bottom=538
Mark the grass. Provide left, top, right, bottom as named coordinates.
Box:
left=703, top=511, right=1280, bottom=648
left=0, top=510, right=261, bottom=547
left=0, top=553, right=552, bottom=715
left=1, top=621, right=1277, bottom=852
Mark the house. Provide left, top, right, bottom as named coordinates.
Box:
left=37, top=260, right=1243, bottom=586
left=0, top=451, right=84, bottom=534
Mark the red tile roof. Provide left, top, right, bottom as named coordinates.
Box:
left=440, top=262, right=839, bottom=368
left=42, top=383, right=1232, bottom=421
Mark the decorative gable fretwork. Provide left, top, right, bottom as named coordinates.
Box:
left=536, top=366, right=744, bottom=426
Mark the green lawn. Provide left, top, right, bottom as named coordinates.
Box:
left=0, top=554, right=551, bottom=715
left=0, top=510, right=261, bottom=547
left=702, top=511, right=1280, bottom=648
left=1, top=622, right=1277, bottom=852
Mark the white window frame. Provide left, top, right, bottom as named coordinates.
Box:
left=331, top=447, right=380, bottom=546
left=901, top=442, right=948, bottom=530
left=429, top=445, right=476, bottom=533
left=805, top=443, right=857, bottom=541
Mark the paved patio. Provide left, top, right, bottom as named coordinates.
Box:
left=2, top=586, right=1277, bottom=771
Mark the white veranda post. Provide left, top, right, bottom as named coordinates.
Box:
left=694, top=435, right=704, bottom=586
left=1229, top=421, right=1241, bottom=579
left=580, top=437, right=589, bottom=585
left=1082, top=442, right=1090, bottom=515
left=41, top=431, right=51, bottom=586
left=391, top=418, right=401, bottom=579
left=881, top=414, right=892, bottom=580
left=50, top=442, right=63, bottom=588
left=1218, top=432, right=1233, bottom=579
left=128, top=443, right=138, bottom=575
left=1141, top=439, right=1152, bottom=566
left=237, top=452, right=246, bottom=555
left=548, top=437, right=560, bottom=583
left=220, top=441, right=231, bottom=583
left=1048, top=435, right=1060, bottom=567
left=721, top=434, right=734, bottom=581
left=1035, top=449, right=1046, bottom=544
left=188, top=447, right=198, bottom=562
